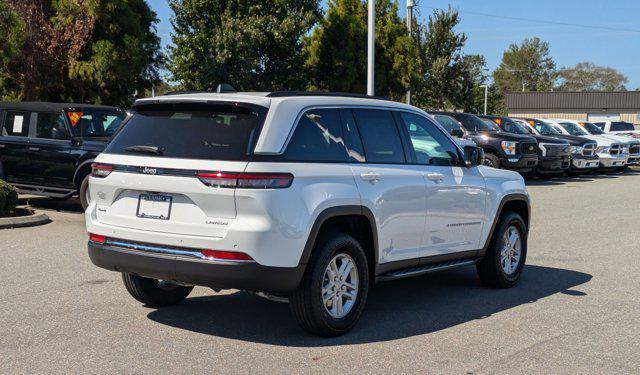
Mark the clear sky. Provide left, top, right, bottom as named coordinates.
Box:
left=148, top=0, right=640, bottom=89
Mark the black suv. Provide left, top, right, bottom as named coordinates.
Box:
left=0, top=102, right=127, bottom=209
left=479, top=115, right=571, bottom=175
left=430, top=112, right=538, bottom=173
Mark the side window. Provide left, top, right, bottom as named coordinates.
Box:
left=352, top=109, right=406, bottom=163
left=35, top=112, right=68, bottom=139
left=339, top=109, right=365, bottom=162
left=2, top=111, right=30, bottom=137
left=398, top=112, right=460, bottom=166
left=283, top=108, right=347, bottom=162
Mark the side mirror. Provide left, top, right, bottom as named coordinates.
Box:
left=52, top=127, right=71, bottom=140
left=450, top=128, right=464, bottom=138
left=463, top=145, right=484, bottom=167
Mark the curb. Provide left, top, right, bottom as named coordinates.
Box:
left=0, top=211, right=50, bottom=229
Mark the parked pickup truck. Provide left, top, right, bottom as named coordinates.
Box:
left=0, top=102, right=127, bottom=209
left=429, top=112, right=538, bottom=173
left=592, top=120, right=640, bottom=139
left=513, top=118, right=600, bottom=173
left=480, top=115, right=571, bottom=176
left=576, top=121, right=640, bottom=168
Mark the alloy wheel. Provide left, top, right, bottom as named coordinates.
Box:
left=322, top=253, right=359, bottom=319
left=500, top=225, right=522, bottom=275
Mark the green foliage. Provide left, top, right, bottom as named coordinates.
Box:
left=168, top=0, right=321, bottom=91
left=0, top=179, right=18, bottom=217
left=556, top=62, right=628, bottom=92
left=305, top=0, right=418, bottom=100
left=0, top=0, right=162, bottom=106
left=0, top=0, right=24, bottom=100
left=492, top=37, right=556, bottom=93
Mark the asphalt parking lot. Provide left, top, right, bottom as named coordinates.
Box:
left=2, top=170, right=640, bottom=374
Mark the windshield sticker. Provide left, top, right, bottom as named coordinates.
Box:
left=68, top=112, right=83, bottom=126
left=12, top=115, right=24, bottom=133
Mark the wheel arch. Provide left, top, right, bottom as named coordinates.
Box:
left=73, top=159, right=94, bottom=189
left=298, top=205, right=378, bottom=282
left=480, top=194, right=530, bottom=257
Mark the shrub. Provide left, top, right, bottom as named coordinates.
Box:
left=0, top=179, right=18, bottom=216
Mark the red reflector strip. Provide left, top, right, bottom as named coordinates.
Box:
left=196, top=172, right=293, bottom=189
left=91, top=163, right=113, bottom=178
left=201, top=249, right=254, bottom=262
left=89, top=233, right=106, bottom=244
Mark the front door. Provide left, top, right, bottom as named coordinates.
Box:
left=346, top=108, right=427, bottom=264
left=396, top=111, right=488, bottom=257
left=27, top=112, right=77, bottom=189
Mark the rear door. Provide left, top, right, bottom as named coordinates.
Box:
left=91, top=102, right=267, bottom=237
left=0, top=110, right=32, bottom=183
left=347, top=108, right=427, bottom=264
left=396, top=112, right=488, bottom=257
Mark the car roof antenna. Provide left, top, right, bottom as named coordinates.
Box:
left=216, top=84, right=237, bottom=93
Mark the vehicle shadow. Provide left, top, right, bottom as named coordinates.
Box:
left=18, top=196, right=84, bottom=214
left=146, top=265, right=591, bottom=346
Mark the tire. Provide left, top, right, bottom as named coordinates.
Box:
left=122, top=273, right=193, bottom=307
left=483, top=153, right=500, bottom=168
left=79, top=174, right=90, bottom=211
left=476, top=211, right=527, bottom=288
left=289, top=233, right=370, bottom=337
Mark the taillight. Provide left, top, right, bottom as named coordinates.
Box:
left=201, top=249, right=254, bottom=262
left=196, top=172, right=293, bottom=189
left=89, top=233, right=106, bottom=244
left=91, top=163, right=113, bottom=178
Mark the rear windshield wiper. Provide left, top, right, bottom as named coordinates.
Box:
left=124, top=145, right=162, bottom=155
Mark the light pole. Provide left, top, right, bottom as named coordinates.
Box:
left=406, top=0, right=414, bottom=104
left=481, top=84, right=488, bottom=115
left=367, top=0, right=375, bottom=96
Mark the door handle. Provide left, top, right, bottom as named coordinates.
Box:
left=360, top=172, right=380, bottom=182
left=28, top=147, right=40, bottom=151
left=426, top=172, right=445, bottom=182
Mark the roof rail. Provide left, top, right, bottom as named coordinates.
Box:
left=266, top=91, right=390, bottom=101
left=163, top=90, right=211, bottom=96
left=163, top=84, right=237, bottom=96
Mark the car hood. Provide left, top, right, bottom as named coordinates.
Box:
left=469, top=131, right=537, bottom=143
left=598, top=134, right=640, bottom=146
left=586, top=135, right=623, bottom=147
left=531, top=134, right=569, bottom=145
left=539, top=134, right=593, bottom=146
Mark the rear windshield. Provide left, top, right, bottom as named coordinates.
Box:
left=66, top=109, right=126, bottom=138
left=611, top=122, right=635, bottom=131
left=105, top=103, right=266, bottom=161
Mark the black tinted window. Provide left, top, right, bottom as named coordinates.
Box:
left=106, top=103, right=266, bottom=161
left=284, top=109, right=347, bottom=162
left=35, top=112, right=68, bottom=139
left=2, top=111, right=29, bottom=137
left=434, top=115, right=463, bottom=133
left=353, top=109, right=405, bottom=163
left=611, top=122, right=635, bottom=131
left=399, top=112, right=460, bottom=166
left=451, top=113, right=498, bottom=132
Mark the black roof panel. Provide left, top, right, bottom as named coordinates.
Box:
left=0, top=101, right=123, bottom=112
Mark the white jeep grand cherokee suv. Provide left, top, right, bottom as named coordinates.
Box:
left=86, top=91, right=531, bottom=336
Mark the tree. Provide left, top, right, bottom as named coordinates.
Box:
left=556, top=62, right=628, bottom=91
left=0, top=0, right=24, bottom=100
left=169, top=0, right=321, bottom=92
left=492, top=37, right=556, bottom=93
left=412, top=7, right=474, bottom=110
left=0, top=0, right=162, bottom=106
left=305, top=0, right=418, bottom=100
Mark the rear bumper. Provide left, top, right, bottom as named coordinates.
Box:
left=499, top=155, right=538, bottom=172
left=88, top=241, right=305, bottom=293
left=537, top=155, right=571, bottom=173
